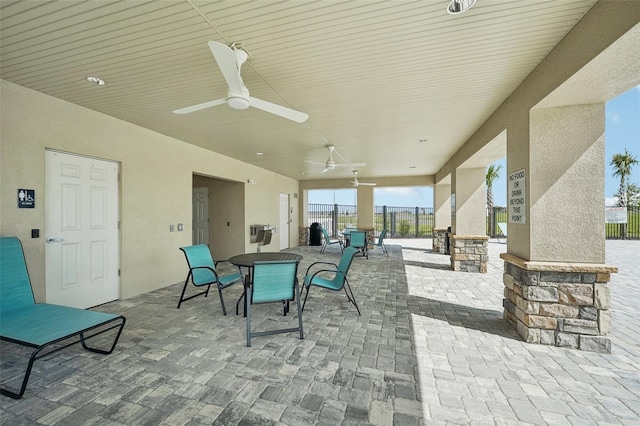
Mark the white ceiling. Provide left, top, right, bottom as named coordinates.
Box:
left=0, top=0, right=598, bottom=181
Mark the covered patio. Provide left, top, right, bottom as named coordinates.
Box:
left=2, top=239, right=638, bottom=424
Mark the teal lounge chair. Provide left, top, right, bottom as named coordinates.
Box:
left=0, top=237, right=126, bottom=399
left=320, top=227, right=343, bottom=254
left=246, top=260, right=303, bottom=347
left=302, top=247, right=360, bottom=315
left=179, top=244, right=243, bottom=315
left=349, top=230, right=368, bottom=259
left=374, top=229, right=389, bottom=256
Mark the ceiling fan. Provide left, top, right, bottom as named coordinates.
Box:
left=351, top=170, right=376, bottom=187
left=306, top=145, right=365, bottom=174
left=173, top=41, right=308, bottom=123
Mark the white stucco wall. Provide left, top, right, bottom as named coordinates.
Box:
left=0, top=80, right=299, bottom=301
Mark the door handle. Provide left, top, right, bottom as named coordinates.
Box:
left=46, top=237, right=63, bottom=243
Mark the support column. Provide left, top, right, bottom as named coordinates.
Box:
left=502, top=103, right=617, bottom=352
left=356, top=186, right=375, bottom=246
left=432, top=182, right=451, bottom=253
left=450, top=167, right=488, bottom=272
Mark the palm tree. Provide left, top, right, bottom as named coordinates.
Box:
left=611, top=149, right=638, bottom=207
left=486, top=163, right=502, bottom=236
left=610, top=149, right=638, bottom=239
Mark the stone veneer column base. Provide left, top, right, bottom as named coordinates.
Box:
left=298, top=226, right=309, bottom=246
left=432, top=228, right=447, bottom=253
left=501, top=253, right=618, bottom=353
left=450, top=235, right=488, bottom=272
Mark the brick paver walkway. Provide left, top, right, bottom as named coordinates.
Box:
left=1, top=239, right=638, bottom=425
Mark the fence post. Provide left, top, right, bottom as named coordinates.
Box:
left=383, top=206, right=388, bottom=232
left=332, top=204, right=338, bottom=236
left=391, top=212, right=396, bottom=236
left=415, top=207, right=419, bottom=237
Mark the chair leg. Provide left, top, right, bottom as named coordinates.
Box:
left=320, top=242, right=326, bottom=253
left=246, top=288, right=252, bottom=347
left=295, top=282, right=304, bottom=340
left=217, top=284, right=228, bottom=316
left=382, top=242, right=388, bottom=256
left=177, top=277, right=190, bottom=309
left=343, top=279, right=361, bottom=315
left=302, top=285, right=311, bottom=312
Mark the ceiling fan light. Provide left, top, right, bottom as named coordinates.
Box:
left=447, top=0, right=476, bottom=14
left=228, top=96, right=250, bottom=110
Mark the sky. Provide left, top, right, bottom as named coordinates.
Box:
left=309, top=85, right=640, bottom=208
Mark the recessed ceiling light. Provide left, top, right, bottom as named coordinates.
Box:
left=256, top=152, right=263, bottom=156
left=86, top=76, right=106, bottom=86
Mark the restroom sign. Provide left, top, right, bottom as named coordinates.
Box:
left=508, top=169, right=526, bottom=224
left=18, top=189, right=35, bottom=208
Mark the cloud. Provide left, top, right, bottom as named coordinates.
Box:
left=377, top=187, right=420, bottom=196
left=605, top=197, right=618, bottom=206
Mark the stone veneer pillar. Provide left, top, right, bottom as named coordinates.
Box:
left=449, top=234, right=488, bottom=273
left=501, top=253, right=617, bottom=353
left=298, top=226, right=309, bottom=246
left=432, top=228, right=447, bottom=253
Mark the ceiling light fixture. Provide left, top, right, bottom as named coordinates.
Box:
left=447, top=0, right=476, bottom=14
left=86, top=76, right=106, bottom=86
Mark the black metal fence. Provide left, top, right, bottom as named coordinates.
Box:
left=309, top=203, right=640, bottom=240
left=308, top=204, right=434, bottom=237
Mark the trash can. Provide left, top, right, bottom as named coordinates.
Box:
left=310, top=222, right=323, bottom=246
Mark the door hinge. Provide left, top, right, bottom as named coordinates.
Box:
left=118, top=269, right=121, bottom=277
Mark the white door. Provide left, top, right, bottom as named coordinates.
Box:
left=192, top=187, right=209, bottom=246
left=279, top=193, right=290, bottom=250
left=45, top=150, right=119, bottom=309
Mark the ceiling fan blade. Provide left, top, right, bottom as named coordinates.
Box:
left=208, top=41, right=245, bottom=94
left=249, top=97, right=309, bottom=123
left=173, top=98, right=227, bottom=114
left=359, top=182, right=377, bottom=186
left=304, top=160, right=326, bottom=166
left=333, top=162, right=366, bottom=168
left=321, top=168, right=330, bottom=174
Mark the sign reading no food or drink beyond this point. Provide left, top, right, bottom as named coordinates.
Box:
left=508, top=169, right=526, bottom=224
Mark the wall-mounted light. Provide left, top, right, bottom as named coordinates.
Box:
left=447, top=0, right=476, bottom=14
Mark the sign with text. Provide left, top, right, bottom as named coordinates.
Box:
left=451, top=193, right=456, bottom=219
left=18, top=189, right=35, bottom=208
left=605, top=207, right=627, bottom=224
left=508, top=169, right=526, bottom=224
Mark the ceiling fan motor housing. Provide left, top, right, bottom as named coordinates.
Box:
left=228, top=96, right=250, bottom=109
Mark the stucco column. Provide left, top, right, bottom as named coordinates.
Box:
left=356, top=185, right=375, bottom=246
left=432, top=182, right=451, bottom=253
left=502, top=103, right=617, bottom=352
left=433, top=182, right=452, bottom=229
left=451, top=167, right=486, bottom=236
left=449, top=167, right=488, bottom=272
left=356, top=186, right=374, bottom=228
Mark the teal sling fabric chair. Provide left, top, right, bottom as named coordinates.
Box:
left=320, top=227, right=343, bottom=253
left=349, top=230, right=368, bottom=259
left=0, top=237, right=126, bottom=399
left=374, top=229, right=389, bottom=256
left=246, top=260, right=303, bottom=347
left=178, top=245, right=243, bottom=315
left=302, top=247, right=360, bottom=315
